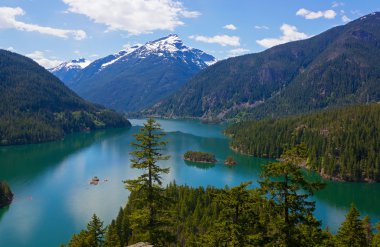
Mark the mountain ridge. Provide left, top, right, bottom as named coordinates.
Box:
left=143, top=13, right=380, bottom=121
left=50, top=34, right=216, bottom=112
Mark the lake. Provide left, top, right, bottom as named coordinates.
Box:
left=1, top=119, right=380, bottom=246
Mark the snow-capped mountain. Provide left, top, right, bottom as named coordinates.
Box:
left=51, top=34, right=216, bottom=112
left=49, top=58, right=91, bottom=84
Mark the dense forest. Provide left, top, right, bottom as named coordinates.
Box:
left=225, top=103, right=380, bottom=182
left=0, top=50, right=131, bottom=145
left=143, top=12, right=380, bottom=121
left=64, top=119, right=380, bottom=247
left=183, top=151, right=217, bottom=163
left=0, top=181, right=13, bottom=208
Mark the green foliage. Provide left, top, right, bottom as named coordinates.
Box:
left=183, top=151, right=216, bottom=163
left=0, top=181, right=13, bottom=208
left=146, top=14, right=380, bottom=120
left=372, top=222, right=380, bottom=246
left=0, top=49, right=130, bottom=146
left=203, top=182, right=263, bottom=246
left=259, top=148, right=325, bottom=246
left=226, top=103, right=380, bottom=182
left=336, top=204, right=367, bottom=246
left=66, top=214, right=106, bottom=247
left=124, top=118, right=173, bottom=245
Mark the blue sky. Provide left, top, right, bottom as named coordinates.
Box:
left=0, top=0, right=378, bottom=68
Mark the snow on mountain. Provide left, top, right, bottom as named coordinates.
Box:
left=50, top=34, right=217, bottom=112
left=49, top=58, right=91, bottom=73
left=97, top=34, right=217, bottom=71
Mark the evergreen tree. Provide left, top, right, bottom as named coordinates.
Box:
left=336, top=204, right=366, bottom=247
left=105, top=220, right=121, bottom=247
left=259, top=145, right=324, bottom=246
left=205, top=182, right=262, bottom=246
left=362, top=216, right=373, bottom=246
left=124, top=118, right=173, bottom=245
left=67, top=214, right=106, bottom=247
left=372, top=222, right=380, bottom=246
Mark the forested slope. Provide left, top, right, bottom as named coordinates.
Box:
left=226, top=104, right=380, bottom=182
left=0, top=50, right=130, bottom=145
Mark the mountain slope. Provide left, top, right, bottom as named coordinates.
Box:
left=51, top=34, right=216, bottom=112
left=48, top=58, right=91, bottom=84
left=145, top=13, right=380, bottom=120
left=0, top=50, right=130, bottom=145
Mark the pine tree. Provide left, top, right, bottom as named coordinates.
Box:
left=205, top=182, right=261, bottom=246
left=336, top=204, right=366, bottom=247
left=87, top=214, right=107, bottom=246
left=372, top=222, right=380, bottom=246
left=362, top=216, right=373, bottom=246
left=259, top=145, right=325, bottom=246
left=105, top=220, right=121, bottom=247
left=124, top=118, right=173, bottom=245
left=67, top=214, right=106, bottom=247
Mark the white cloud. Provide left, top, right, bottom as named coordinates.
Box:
left=0, top=7, right=86, bottom=40
left=332, top=1, right=344, bottom=8
left=256, top=24, right=309, bottom=49
left=63, top=0, right=200, bottom=35
left=341, top=15, right=351, bottom=23
left=223, top=24, right=237, bottom=30
left=26, top=51, right=63, bottom=68
left=189, top=35, right=240, bottom=46
left=254, top=25, right=269, bottom=30
left=296, top=8, right=337, bottom=20
left=228, top=48, right=250, bottom=57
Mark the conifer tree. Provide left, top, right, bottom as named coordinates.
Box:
left=205, top=182, right=261, bottom=246
left=372, top=222, right=380, bottom=246
left=362, top=216, right=373, bottom=246
left=67, top=214, right=106, bottom=247
left=259, top=145, right=324, bottom=246
left=336, top=204, right=366, bottom=247
left=124, top=118, right=173, bottom=245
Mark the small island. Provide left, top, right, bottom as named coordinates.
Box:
left=224, top=156, right=237, bottom=166
left=90, top=176, right=100, bottom=185
left=184, top=151, right=217, bottom=164
left=0, top=181, right=14, bottom=208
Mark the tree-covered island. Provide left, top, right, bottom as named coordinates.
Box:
left=183, top=151, right=217, bottom=164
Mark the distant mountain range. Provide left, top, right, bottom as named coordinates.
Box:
left=0, top=50, right=130, bottom=145
left=50, top=34, right=216, bottom=112
left=144, top=12, right=380, bottom=120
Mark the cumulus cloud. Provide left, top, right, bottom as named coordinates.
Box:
left=63, top=0, right=200, bottom=35
left=256, top=24, right=309, bottom=49
left=223, top=24, right=237, bottom=30
left=26, top=51, right=63, bottom=68
left=0, top=7, right=86, bottom=40
left=254, top=25, right=269, bottom=30
left=189, top=35, right=240, bottom=46
left=296, top=8, right=337, bottom=20
left=228, top=48, right=249, bottom=57
left=341, top=15, right=351, bottom=23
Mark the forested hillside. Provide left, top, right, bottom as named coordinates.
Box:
left=144, top=12, right=380, bottom=121
left=225, top=103, right=380, bottom=182
left=0, top=50, right=130, bottom=145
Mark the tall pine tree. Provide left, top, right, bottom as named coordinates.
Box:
left=124, top=118, right=173, bottom=246
left=336, top=204, right=366, bottom=247
left=259, top=145, right=324, bottom=246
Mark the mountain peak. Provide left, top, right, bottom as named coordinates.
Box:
left=50, top=58, right=91, bottom=72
